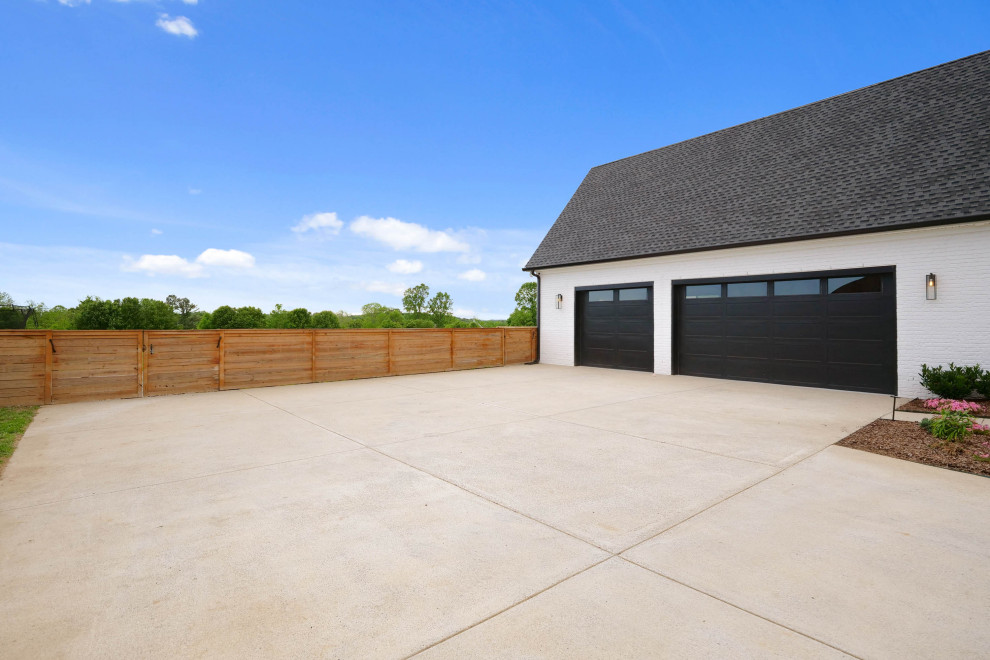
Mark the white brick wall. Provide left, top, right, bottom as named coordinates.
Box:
left=533, top=220, right=990, bottom=397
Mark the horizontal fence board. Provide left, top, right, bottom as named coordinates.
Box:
left=0, top=334, right=46, bottom=406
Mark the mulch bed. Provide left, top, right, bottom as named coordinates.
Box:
left=897, top=397, right=990, bottom=418
left=838, top=419, right=990, bottom=478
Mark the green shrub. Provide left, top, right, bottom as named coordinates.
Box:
left=920, top=411, right=973, bottom=442
left=919, top=363, right=978, bottom=399
left=975, top=369, right=990, bottom=399
left=404, top=318, right=435, bottom=328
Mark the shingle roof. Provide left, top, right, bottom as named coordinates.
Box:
left=525, top=51, right=990, bottom=270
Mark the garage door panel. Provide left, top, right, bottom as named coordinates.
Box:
left=680, top=336, right=724, bottom=356
left=682, top=319, right=722, bottom=336
left=774, top=321, right=825, bottom=339
left=725, top=339, right=771, bottom=360
left=724, top=357, right=771, bottom=381
left=679, top=354, right=723, bottom=377
left=725, top=319, right=771, bottom=338
left=826, top=298, right=888, bottom=316
left=584, top=318, right=617, bottom=334
left=616, top=334, right=653, bottom=352
left=676, top=271, right=895, bottom=394
left=827, top=340, right=888, bottom=366
left=772, top=300, right=823, bottom=317
left=773, top=339, right=827, bottom=362
left=773, top=361, right=829, bottom=385
left=616, top=350, right=652, bottom=369
left=827, top=318, right=889, bottom=341
left=828, top=364, right=890, bottom=391
left=725, top=301, right=772, bottom=316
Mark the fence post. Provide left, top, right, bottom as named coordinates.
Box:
left=448, top=328, right=454, bottom=370
left=44, top=330, right=53, bottom=404
left=139, top=331, right=147, bottom=398
left=387, top=329, right=394, bottom=375
left=217, top=330, right=225, bottom=391
left=310, top=329, right=317, bottom=383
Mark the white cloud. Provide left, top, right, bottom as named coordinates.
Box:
left=292, top=211, right=343, bottom=235
left=361, top=281, right=406, bottom=297
left=58, top=0, right=90, bottom=6
left=387, top=259, right=423, bottom=274
left=188, top=188, right=202, bottom=195
left=156, top=14, right=198, bottom=38
left=458, top=268, right=486, bottom=282
left=350, top=216, right=469, bottom=253
left=195, top=248, right=255, bottom=268
left=123, top=254, right=204, bottom=278
left=151, top=228, right=163, bottom=236
left=181, top=0, right=198, bottom=4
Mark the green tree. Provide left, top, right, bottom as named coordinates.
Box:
left=196, top=312, right=212, bottom=329
left=311, top=310, right=341, bottom=328
left=74, top=297, right=118, bottom=330
left=508, top=282, right=537, bottom=326
left=507, top=308, right=535, bottom=326
left=234, top=306, right=265, bottom=328
left=402, top=284, right=430, bottom=315
left=404, top=318, right=435, bottom=328
left=115, top=297, right=142, bottom=329
left=209, top=305, right=238, bottom=329
left=36, top=305, right=76, bottom=329
left=139, top=298, right=177, bottom=329
left=380, top=309, right=406, bottom=328
left=166, top=295, right=199, bottom=329
left=427, top=291, right=453, bottom=327
left=266, top=304, right=289, bottom=328
left=285, top=308, right=312, bottom=328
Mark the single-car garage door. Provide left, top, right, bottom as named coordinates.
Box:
left=675, top=269, right=896, bottom=394
left=576, top=283, right=654, bottom=372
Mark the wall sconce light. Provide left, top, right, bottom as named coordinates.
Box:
left=926, top=273, right=937, bottom=300
left=555, top=294, right=563, bottom=309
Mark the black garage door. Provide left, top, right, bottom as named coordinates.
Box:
left=576, top=284, right=654, bottom=372
left=675, top=269, right=896, bottom=394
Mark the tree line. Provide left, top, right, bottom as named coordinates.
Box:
left=0, top=282, right=538, bottom=331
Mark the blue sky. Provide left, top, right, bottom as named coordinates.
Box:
left=2, top=1, right=988, bottom=318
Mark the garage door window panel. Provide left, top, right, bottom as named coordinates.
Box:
left=727, top=281, right=768, bottom=297
left=619, top=288, right=649, bottom=301
left=774, top=279, right=821, bottom=296
left=685, top=284, right=722, bottom=299
left=828, top=274, right=883, bottom=294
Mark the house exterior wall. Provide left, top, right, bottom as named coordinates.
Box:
left=533, top=220, right=990, bottom=398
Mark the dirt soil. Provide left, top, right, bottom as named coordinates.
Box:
left=838, top=419, right=990, bottom=478
left=897, top=397, right=990, bottom=418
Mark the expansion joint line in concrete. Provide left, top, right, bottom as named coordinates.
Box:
left=243, top=388, right=867, bottom=658
left=243, top=391, right=613, bottom=554
left=617, top=556, right=865, bottom=660
left=401, top=556, right=614, bottom=659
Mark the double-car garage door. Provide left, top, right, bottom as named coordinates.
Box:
left=575, top=269, right=897, bottom=394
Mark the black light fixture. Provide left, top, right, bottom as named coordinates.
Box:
left=926, top=273, right=937, bottom=300
left=555, top=293, right=563, bottom=309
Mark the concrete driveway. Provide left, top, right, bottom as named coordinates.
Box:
left=1, top=365, right=987, bottom=658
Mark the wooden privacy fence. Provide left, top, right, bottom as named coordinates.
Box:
left=0, top=327, right=538, bottom=406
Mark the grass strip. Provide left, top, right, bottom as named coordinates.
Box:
left=0, top=406, right=38, bottom=476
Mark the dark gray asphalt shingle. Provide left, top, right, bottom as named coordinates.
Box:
left=525, top=51, right=990, bottom=270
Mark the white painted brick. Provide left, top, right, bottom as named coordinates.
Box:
left=533, top=221, right=990, bottom=397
